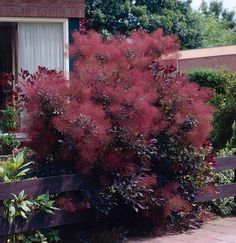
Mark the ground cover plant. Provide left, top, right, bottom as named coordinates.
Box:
left=20, top=30, right=214, bottom=237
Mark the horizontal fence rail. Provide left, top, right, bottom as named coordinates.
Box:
left=0, top=211, right=93, bottom=236
left=195, top=183, right=236, bottom=202
left=0, top=174, right=85, bottom=200
left=214, top=156, right=236, bottom=172
left=195, top=155, right=236, bottom=203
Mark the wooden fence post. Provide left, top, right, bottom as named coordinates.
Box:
left=0, top=200, right=5, bottom=243
left=234, top=169, right=236, bottom=215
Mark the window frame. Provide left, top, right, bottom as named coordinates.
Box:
left=0, top=17, right=69, bottom=77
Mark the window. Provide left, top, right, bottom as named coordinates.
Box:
left=0, top=19, right=68, bottom=74
left=0, top=17, right=69, bottom=109
left=0, top=23, right=16, bottom=74
left=18, top=23, right=64, bottom=73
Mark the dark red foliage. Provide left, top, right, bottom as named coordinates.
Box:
left=57, top=193, right=91, bottom=213
left=159, top=182, right=192, bottom=218
left=79, top=18, right=88, bottom=35
left=22, top=32, right=213, bottom=169
left=0, top=73, right=17, bottom=107
left=20, top=30, right=214, bottom=229
left=20, top=67, right=69, bottom=155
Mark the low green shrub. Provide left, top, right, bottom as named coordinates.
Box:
left=226, top=121, right=236, bottom=149
left=0, top=107, right=19, bottom=132
left=188, top=68, right=234, bottom=94
left=0, top=150, right=31, bottom=182
left=0, top=133, right=20, bottom=155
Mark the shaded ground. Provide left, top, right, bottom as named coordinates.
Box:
left=128, top=217, right=236, bottom=243
left=59, top=217, right=236, bottom=243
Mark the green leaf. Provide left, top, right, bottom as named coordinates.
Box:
left=36, top=194, right=44, bottom=201
left=8, top=216, right=13, bottom=225
left=14, top=151, right=25, bottom=167
left=12, top=193, right=18, bottom=200
left=16, top=168, right=30, bottom=178
left=44, top=209, right=55, bottom=214
left=44, top=191, right=50, bottom=201
left=9, top=205, right=16, bottom=217
left=16, top=233, right=25, bottom=241
left=3, top=175, right=10, bottom=182
left=20, top=211, right=27, bottom=219
left=19, top=161, right=33, bottom=169
left=0, top=166, right=4, bottom=174
left=19, top=190, right=25, bottom=198
left=21, top=202, right=31, bottom=212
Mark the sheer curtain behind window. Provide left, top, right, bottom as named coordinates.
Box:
left=18, top=23, right=64, bottom=73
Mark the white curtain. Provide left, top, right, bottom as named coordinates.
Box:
left=18, top=23, right=64, bottom=73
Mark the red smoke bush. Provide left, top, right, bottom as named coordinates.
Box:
left=24, top=30, right=213, bottom=165
left=21, top=30, right=214, bottom=229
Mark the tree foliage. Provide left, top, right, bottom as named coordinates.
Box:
left=86, top=0, right=203, bottom=49
left=198, top=0, right=236, bottom=47
left=200, top=0, right=236, bottom=29
left=86, top=0, right=236, bottom=49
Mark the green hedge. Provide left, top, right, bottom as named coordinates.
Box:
left=188, top=68, right=236, bottom=149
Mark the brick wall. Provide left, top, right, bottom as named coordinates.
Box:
left=179, top=55, right=236, bottom=72
left=0, top=0, right=85, bottom=18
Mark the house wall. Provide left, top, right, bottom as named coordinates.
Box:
left=0, top=0, right=85, bottom=18
left=179, top=55, right=236, bottom=72
left=178, top=45, right=236, bottom=72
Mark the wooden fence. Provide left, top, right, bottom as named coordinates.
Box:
left=195, top=156, right=236, bottom=202
left=0, top=175, right=93, bottom=242
left=0, top=156, right=235, bottom=241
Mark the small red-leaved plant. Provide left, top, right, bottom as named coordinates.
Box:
left=0, top=73, right=17, bottom=107
left=21, top=30, right=214, bottom=231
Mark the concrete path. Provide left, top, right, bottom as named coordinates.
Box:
left=129, top=217, right=236, bottom=243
